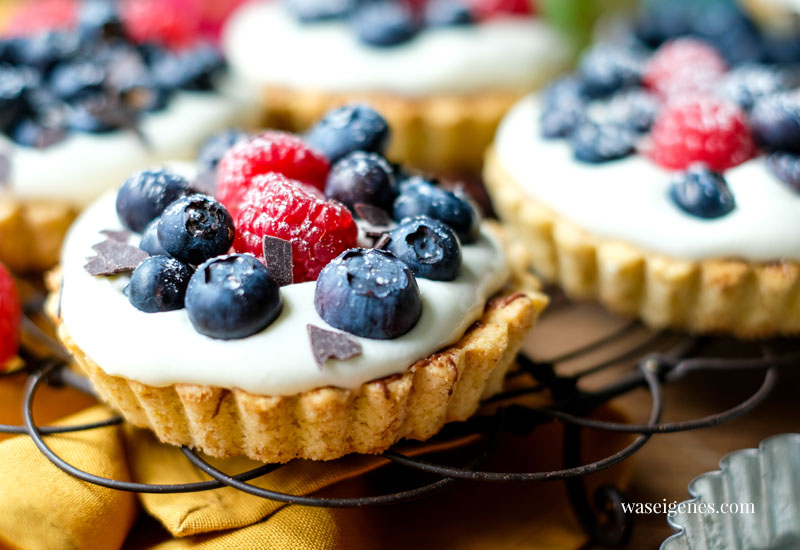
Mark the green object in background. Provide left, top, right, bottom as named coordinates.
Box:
left=539, top=0, right=637, bottom=53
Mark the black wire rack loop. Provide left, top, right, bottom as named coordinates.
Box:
left=2, top=308, right=796, bottom=548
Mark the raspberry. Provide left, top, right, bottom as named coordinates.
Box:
left=648, top=95, right=756, bottom=172
left=467, top=0, right=532, bottom=20
left=192, top=0, right=248, bottom=40
left=6, top=0, right=76, bottom=36
left=121, top=0, right=201, bottom=50
left=0, top=263, right=22, bottom=369
left=217, top=131, right=330, bottom=216
left=234, top=174, right=358, bottom=283
left=644, top=38, right=727, bottom=99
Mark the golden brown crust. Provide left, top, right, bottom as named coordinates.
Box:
left=741, top=0, right=800, bottom=33
left=484, top=148, right=800, bottom=339
left=260, top=86, right=528, bottom=176
left=0, top=197, right=76, bottom=273
left=47, top=265, right=547, bottom=463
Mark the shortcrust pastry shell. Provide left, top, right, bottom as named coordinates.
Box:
left=47, top=259, right=547, bottom=463
left=0, top=197, right=76, bottom=273
left=741, top=0, right=800, bottom=33
left=484, top=148, right=800, bottom=339
left=260, top=86, right=532, bottom=175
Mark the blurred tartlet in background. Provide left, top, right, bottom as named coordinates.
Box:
left=0, top=0, right=255, bottom=272
left=223, top=0, right=574, bottom=176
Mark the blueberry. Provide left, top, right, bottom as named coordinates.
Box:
left=196, top=129, right=248, bottom=170
left=139, top=218, right=168, bottom=256
left=634, top=1, right=693, bottom=47
left=49, top=61, right=106, bottom=101
left=0, top=38, right=24, bottom=65
left=10, top=118, right=66, bottom=148
left=158, top=194, right=235, bottom=265
left=66, top=98, right=118, bottom=133
left=151, top=45, right=224, bottom=92
left=305, top=104, right=390, bottom=163
left=393, top=180, right=480, bottom=244
left=767, top=151, right=800, bottom=193
left=719, top=65, right=787, bottom=112
left=351, top=2, right=417, bottom=48
left=424, top=0, right=473, bottom=27
left=540, top=77, right=587, bottom=139
left=314, top=248, right=422, bottom=339
left=669, top=164, right=736, bottom=219
left=185, top=254, right=283, bottom=340
left=763, top=35, right=800, bottom=65
left=125, top=256, right=193, bottom=313
left=283, top=0, right=356, bottom=22
left=325, top=151, right=396, bottom=212
left=570, top=121, right=636, bottom=163
left=577, top=44, right=646, bottom=98
left=540, top=104, right=586, bottom=139
left=749, top=93, right=800, bottom=153
left=692, top=3, right=764, bottom=66
left=542, top=76, right=588, bottom=110
left=77, top=0, right=124, bottom=41
left=387, top=216, right=461, bottom=281
left=14, top=31, right=81, bottom=74
left=588, top=89, right=660, bottom=133
left=0, top=67, right=34, bottom=132
left=116, top=168, right=192, bottom=232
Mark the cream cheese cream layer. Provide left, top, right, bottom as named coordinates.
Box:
left=59, top=191, right=511, bottom=396
left=494, top=94, right=800, bottom=262
left=223, top=1, right=571, bottom=96
left=2, top=79, right=255, bottom=207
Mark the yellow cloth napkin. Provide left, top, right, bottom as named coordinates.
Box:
left=0, top=405, right=137, bottom=550
left=149, top=506, right=342, bottom=550
left=124, top=425, right=478, bottom=538
left=126, top=405, right=631, bottom=550
left=0, top=375, right=631, bottom=550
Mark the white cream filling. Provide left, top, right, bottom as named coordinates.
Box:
left=222, top=1, right=571, bottom=95
left=1, top=77, right=257, bottom=207
left=493, top=94, right=800, bottom=262
left=59, top=190, right=510, bottom=396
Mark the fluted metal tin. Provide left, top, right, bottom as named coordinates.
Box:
left=662, top=433, right=800, bottom=550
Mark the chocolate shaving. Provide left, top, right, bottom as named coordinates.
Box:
left=85, top=93, right=150, bottom=148
left=100, top=229, right=131, bottom=242
left=262, top=235, right=293, bottom=287
left=307, top=324, right=362, bottom=369
left=192, top=170, right=218, bottom=196
left=354, top=203, right=392, bottom=227
left=33, top=126, right=67, bottom=150
left=373, top=233, right=391, bottom=250
left=84, top=238, right=149, bottom=276
left=0, top=152, right=9, bottom=188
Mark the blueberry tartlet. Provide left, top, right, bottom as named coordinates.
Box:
left=48, top=105, right=546, bottom=463
left=485, top=5, right=800, bottom=338
left=0, top=0, right=255, bottom=272
left=222, top=0, right=571, bottom=175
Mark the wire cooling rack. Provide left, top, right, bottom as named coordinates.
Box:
left=1, top=290, right=796, bottom=548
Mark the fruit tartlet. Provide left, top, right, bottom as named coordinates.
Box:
left=485, top=5, right=800, bottom=338
left=49, top=105, right=546, bottom=463
left=0, top=0, right=255, bottom=273
left=222, top=0, right=571, bottom=175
